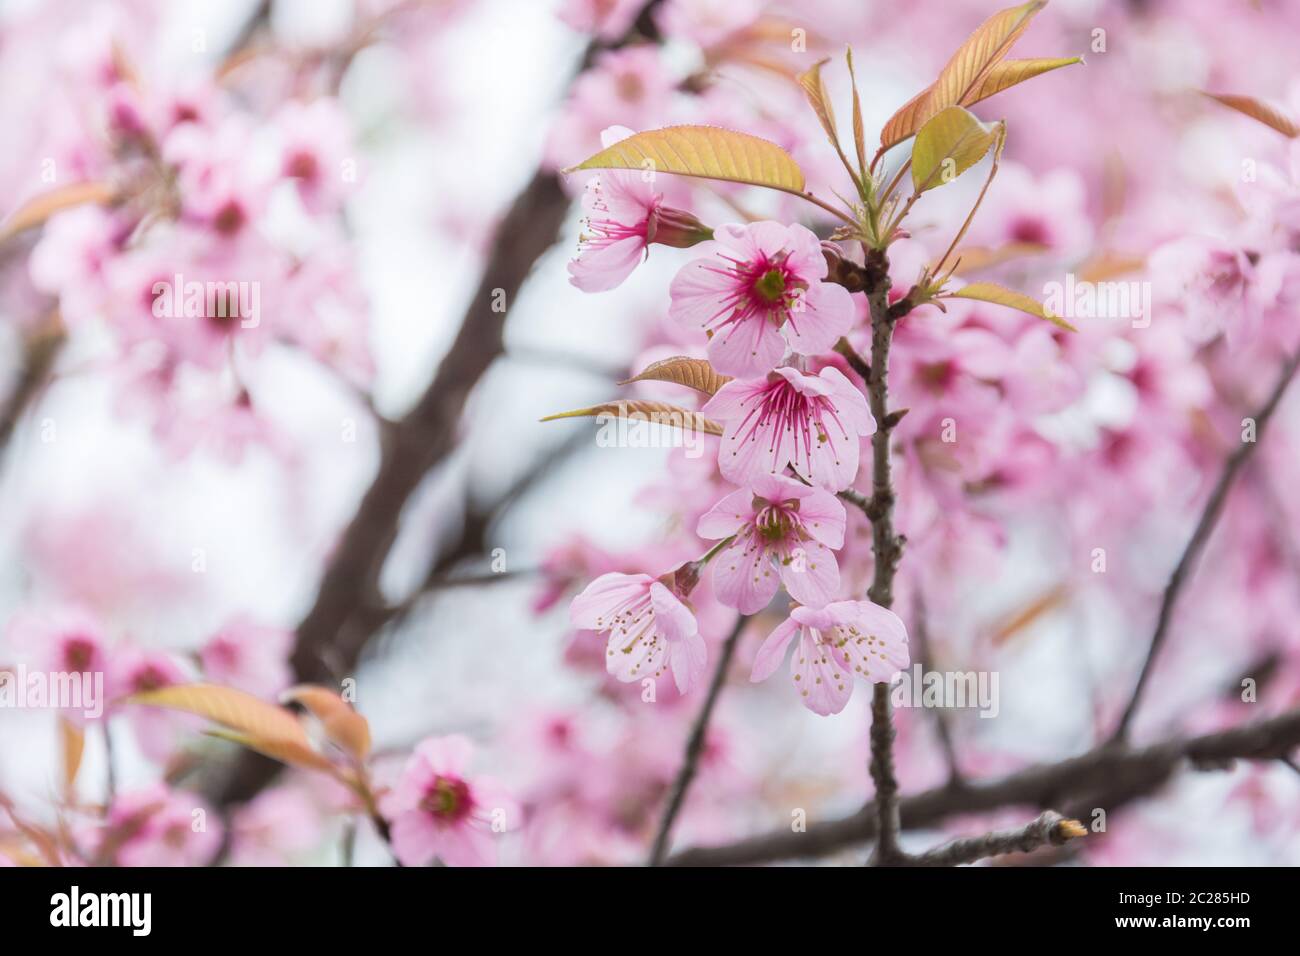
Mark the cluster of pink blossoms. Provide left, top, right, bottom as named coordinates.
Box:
left=567, top=131, right=908, bottom=715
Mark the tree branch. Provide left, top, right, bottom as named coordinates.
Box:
left=647, top=614, right=749, bottom=866
left=910, top=811, right=1086, bottom=867
left=665, top=705, right=1300, bottom=866
left=862, top=248, right=907, bottom=865
left=1110, top=348, right=1300, bottom=743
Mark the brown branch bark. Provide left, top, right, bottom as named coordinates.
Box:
left=862, top=248, right=907, bottom=865
left=665, top=705, right=1300, bottom=866
left=909, top=810, right=1085, bottom=867
left=647, top=614, right=749, bottom=866
left=1110, top=348, right=1300, bottom=743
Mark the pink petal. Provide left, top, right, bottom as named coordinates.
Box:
left=783, top=280, right=855, bottom=357
left=416, top=734, right=475, bottom=775
left=568, top=234, right=645, bottom=292
left=570, top=572, right=650, bottom=629
left=750, top=616, right=799, bottom=682
left=697, top=487, right=754, bottom=539
left=670, top=629, right=708, bottom=694
left=705, top=308, right=787, bottom=379
left=780, top=540, right=840, bottom=608
left=649, top=582, right=697, bottom=644
left=792, top=630, right=853, bottom=716
left=712, top=535, right=780, bottom=615
left=797, top=486, right=847, bottom=548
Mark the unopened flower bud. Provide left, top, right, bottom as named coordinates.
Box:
left=647, top=206, right=712, bottom=249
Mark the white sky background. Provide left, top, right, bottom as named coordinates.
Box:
left=0, top=0, right=1294, bottom=864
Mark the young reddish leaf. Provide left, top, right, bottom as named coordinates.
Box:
left=565, top=125, right=805, bottom=194
left=930, top=1, right=1047, bottom=116
left=1203, top=92, right=1300, bottom=138
left=965, top=56, right=1084, bottom=104
left=59, top=717, right=84, bottom=797
left=282, top=685, right=371, bottom=763
left=541, top=400, right=724, bottom=436
left=130, top=683, right=336, bottom=773
left=0, top=182, right=117, bottom=244
left=990, top=583, right=1070, bottom=646
left=797, top=58, right=841, bottom=150
left=846, top=48, right=869, bottom=178
left=619, top=356, right=732, bottom=396
left=911, top=107, right=999, bottom=193
left=1077, top=253, right=1146, bottom=284
left=948, top=280, right=1077, bottom=331
left=877, top=1, right=1050, bottom=157
left=878, top=87, right=933, bottom=159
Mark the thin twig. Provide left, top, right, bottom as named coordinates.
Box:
left=1110, top=348, right=1300, bottom=743
left=647, top=614, right=749, bottom=866
left=910, top=811, right=1085, bottom=867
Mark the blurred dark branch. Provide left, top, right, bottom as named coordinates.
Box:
left=666, top=706, right=1300, bottom=866
left=911, top=591, right=963, bottom=788
left=1109, top=348, right=1300, bottom=744
left=206, top=0, right=661, bottom=809
left=910, top=811, right=1085, bottom=867
left=0, top=313, right=64, bottom=460
left=648, top=614, right=749, bottom=866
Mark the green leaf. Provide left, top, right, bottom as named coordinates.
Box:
left=911, top=107, right=999, bottom=193
left=1203, top=92, right=1300, bottom=138
left=948, top=280, right=1077, bottom=331
left=565, top=125, right=805, bottom=194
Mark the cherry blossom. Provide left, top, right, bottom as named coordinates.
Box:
left=669, top=221, right=855, bottom=378
left=381, top=736, right=518, bottom=867
left=697, top=473, right=846, bottom=613
left=751, top=601, right=910, bottom=716
left=703, top=365, right=874, bottom=491
left=570, top=571, right=707, bottom=693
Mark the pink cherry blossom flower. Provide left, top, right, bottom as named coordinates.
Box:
left=273, top=98, right=357, bottom=216
left=1150, top=236, right=1255, bottom=344
left=669, top=221, right=854, bottom=378
left=570, top=571, right=706, bottom=693
left=228, top=785, right=325, bottom=866
left=98, top=784, right=223, bottom=867
left=702, top=366, right=874, bottom=491
left=750, top=601, right=909, bottom=716
left=697, top=473, right=846, bottom=613
left=199, top=617, right=294, bottom=700
left=381, top=735, right=518, bottom=867
left=568, top=126, right=709, bottom=292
